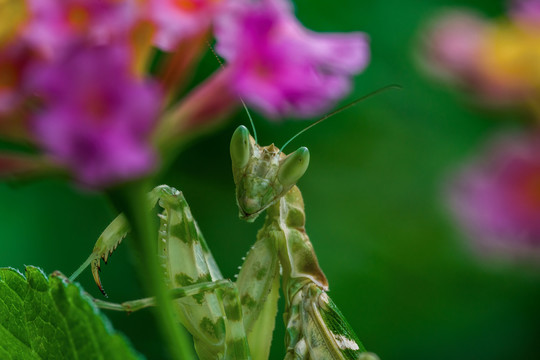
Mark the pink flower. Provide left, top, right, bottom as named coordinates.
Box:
left=148, top=0, right=225, bottom=51
left=28, top=43, right=162, bottom=188
left=448, top=132, right=540, bottom=260
left=417, top=10, right=489, bottom=86
left=214, top=0, right=369, bottom=118
left=418, top=9, right=536, bottom=106
left=23, top=0, right=137, bottom=58
left=510, top=0, right=540, bottom=26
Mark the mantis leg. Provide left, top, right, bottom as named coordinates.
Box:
left=94, top=279, right=233, bottom=313
left=70, top=185, right=212, bottom=294
left=73, top=185, right=251, bottom=359
left=69, top=212, right=130, bottom=295
left=69, top=185, right=173, bottom=294
left=94, top=279, right=250, bottom=359
left=236, top=234, right=280, bottom=360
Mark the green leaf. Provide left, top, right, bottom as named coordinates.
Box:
left=0, top=266, right=142, bottom=360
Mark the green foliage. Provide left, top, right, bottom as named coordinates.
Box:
left=0, top=266, right=140, bottom=360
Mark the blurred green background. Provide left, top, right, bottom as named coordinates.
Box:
left=2, top=0, right=540, bottom=359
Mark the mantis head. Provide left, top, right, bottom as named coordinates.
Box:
left=230, top=125, right=310, bottom=222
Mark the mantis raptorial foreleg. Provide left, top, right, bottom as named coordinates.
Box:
left=73, top=185, right=255, bottom=359
left=74, top=184, right=285, bottom=360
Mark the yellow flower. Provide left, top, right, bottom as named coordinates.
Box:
left=0, top=0, right=29, bottom=47
left=479, top=20, right=540, bottom=90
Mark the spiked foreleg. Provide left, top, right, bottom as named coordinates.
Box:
left=70, top=185, right=181, bottom=294
left=75, top=185, right=249, bottom=359
left=153, top=186, right=248, bottom=359
left=70, top=213, right=130, bottom=295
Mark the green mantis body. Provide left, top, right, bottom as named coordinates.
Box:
left=74, top=126, right=378, bottom=360
left=231, top=126, right=373, bottom=359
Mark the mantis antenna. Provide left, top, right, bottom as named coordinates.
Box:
left=279, top=84, right=402, bottom=154
left=206, top=41, right=259, bottom=143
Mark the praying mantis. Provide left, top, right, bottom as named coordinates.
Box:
left=71, top=98, right=385, bottom=359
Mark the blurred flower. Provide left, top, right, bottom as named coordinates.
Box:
left=28, top=43, right=162, bottom=188
left=448, top=132, right=540, bottom=260
left=478, top=22, right=540, bottom=99
left=23, top=0, right=138, bottom=57
left=510, top=0, right=540, bottom=25
left=0, top=0, right=371, bottom=187
left=0, top=0, right=29, bottom=48
left=215, top=0, right=369, bottom=118
left=417, top=10, right=489, bottom=86
left=418, top=7, right=540, bottom=107
left=148, top=0, right=225, bottom=51
left=154, top=69, right=237, bottom=147
left=0, top=1, right=36, bottom=118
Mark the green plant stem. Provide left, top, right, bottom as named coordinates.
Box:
left=107, top=179, right=196, bottom=360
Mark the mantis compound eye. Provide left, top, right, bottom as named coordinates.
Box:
left=230, top=125, right=251, bottom=169
left=278, top=147, right=310, bottom=187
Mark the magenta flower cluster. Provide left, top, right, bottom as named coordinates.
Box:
left=449, top=133, right=540, bottom=260
left=215, top=0, right=369, bottom=118
left=29, top=44, right=161, bottom=187
left=0, top=0, right=370, bottom=187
